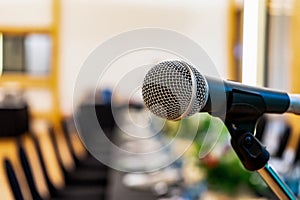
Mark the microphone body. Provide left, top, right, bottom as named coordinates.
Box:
left=202, top=76, right=290, bottom=120
left=142, top=60, right=300, bottom=121
left=142, top=61, right=300, bottom=199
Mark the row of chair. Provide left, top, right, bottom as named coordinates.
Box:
left=256, top=115, right=300, bottom=164
left=256, top=115, right=300, bottom=197
left=0, top=103, right=111, bottom=200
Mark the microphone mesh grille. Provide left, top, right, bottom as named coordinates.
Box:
left=142, top=60, right=208, bottom=120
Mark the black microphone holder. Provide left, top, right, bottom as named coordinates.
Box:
left=225, top=115, right=297, bottom=199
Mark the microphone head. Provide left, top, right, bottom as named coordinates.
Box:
left=142, top=60, right=208, bottom=120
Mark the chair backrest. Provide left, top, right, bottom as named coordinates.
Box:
left=256, top=116, right=291, bottom=158
left=294, top=137, right=300, bottom=164
left=61, top=117, right=87, bottom=165
left=4, top=159, right=23, bottom=200
left=31, top=120, right=65, bottom=189
left=18, top=143, right=42, bottom=200
left=275, top=125, right=291, bottom=158
left=30, top=133, right=60, bottom=196
left=30, top=119, right=85, bottom=189
left=0, top=138, right=32, bottom=200
left=48, top=125, right=75, bottom=174
left=20, top=134, right=50, bottom=199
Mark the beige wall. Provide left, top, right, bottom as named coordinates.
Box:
left=0, top=0, right=230, bottom=114
left=60, top=0, right=229, bottom=114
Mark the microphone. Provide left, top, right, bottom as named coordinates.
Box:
left=142, top=60, right=300, bottom=121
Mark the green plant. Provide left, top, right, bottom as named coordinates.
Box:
left=163, top=113, right=267, bottom=196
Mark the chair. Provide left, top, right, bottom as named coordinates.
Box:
left=60, top=117, right=110, bottom=171
left=0, top=101, right=33, bottom=199
left=60, top=118, right=87, bottom=166
left=28, top=120, right=109, bottom=199
left=294, top=137, right=300, bottom=165
left=18, top=137, right=106, bottom=199
left=4, top=159, right=23, bottom=200
left=0, top=114, right=108, bottom=199
left=0, top=96, right=110, bottom=199
left=20, top=134, right=50, bottom=199
left=256, top=116, right=291, bottom=158
left=0, top=138, right=32, bottom=200
left=48, top=125, right=109, bottom=186
left=61, top=117, right=102, bottom=170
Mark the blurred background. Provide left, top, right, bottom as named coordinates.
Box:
left=0, top=0, right=300, bottom=199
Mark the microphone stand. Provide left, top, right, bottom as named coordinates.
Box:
left=225, top=117, right=297, bottom=200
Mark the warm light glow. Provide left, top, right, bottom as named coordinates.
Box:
left=242, top=0, right=259, bottom=86
left=0, top=33, right=2, bottom=76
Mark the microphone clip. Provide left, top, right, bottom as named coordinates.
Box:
left=225, top=119, right=269, bottom=171
left=225, top=118, right=296, bottom=199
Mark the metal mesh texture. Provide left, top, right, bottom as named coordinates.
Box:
left=142, top=60, right=208, bottom=120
